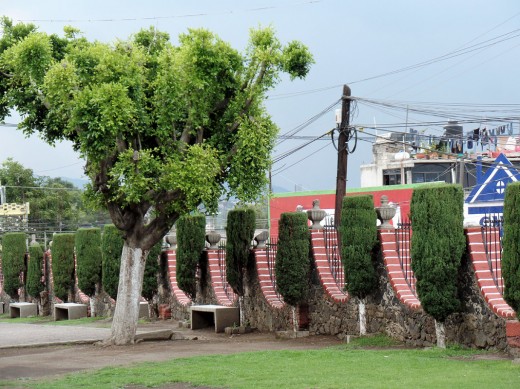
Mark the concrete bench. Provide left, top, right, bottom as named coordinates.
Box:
left=54, top=303, right=88, bottom=321
left=139, top=301, right=149, bottom=318
left=10, top=302, right=37, bottom=318
left=190, top=304, right=240, bottom=333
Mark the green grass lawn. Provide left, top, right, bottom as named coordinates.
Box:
left=5, top=337, right=519, bottom=389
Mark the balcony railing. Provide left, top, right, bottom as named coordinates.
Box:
left=323, top=225, right=345, bottom=289
left=395, top=221, right=416, bottom=296
left=481, top=214, right=504, bottom=294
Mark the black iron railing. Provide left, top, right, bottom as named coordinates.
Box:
left=395, top=221, right=416, bottom=296
left=217, top=240, right=234, bottom=301
left=481, top=214, right=504, bottom=294
left=265, top=237, right=281, bottom=299
left=323, top=225, right=345, bottom=289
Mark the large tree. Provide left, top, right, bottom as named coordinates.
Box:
left=0, top=18, right=313, bottom=344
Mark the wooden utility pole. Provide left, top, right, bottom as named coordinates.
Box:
left=334, top=85, right=351, bottom=227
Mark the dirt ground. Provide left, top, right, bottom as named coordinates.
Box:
left=0, top=320, right=344, bottom=382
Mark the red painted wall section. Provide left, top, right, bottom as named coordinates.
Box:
left=164, top=250, right=191, bottom=307
left=465, top=228, right=516, bottom=318
left=270, top=186, right=414, bottom=236
left=252, top=248, right=285, bottom=309
left=378, top=230, right=421, bottom=310
left=310, top=230, right=349, bottom=303
left=206, top=250, right=237, bottom=307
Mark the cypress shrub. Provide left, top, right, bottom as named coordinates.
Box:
left=75, top=228, right=102, bottom=297
left=52, top=233, right=76, bottom=302
left=339, top=195, right=378, bottom=298
left=176, top=214, right=206, bottom=299
left=226, top=208, right=256, bottom=296
left=101, top=224, right=124, bottom=299
left=411, top=184, right=465, bottom=322
left=502, top=181, right=520, bottom=317
left=142, top=241, right=162, bottom=301
left=275, top=212, right=310, bottom=306
left=26, top=242, right=44, bottom=299
left=2, top=233, right=27, bottom=299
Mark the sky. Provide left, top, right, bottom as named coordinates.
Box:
left=1, top=0, right=520, bottom=192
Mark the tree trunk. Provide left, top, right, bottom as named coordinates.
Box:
left=90, top=295, right=97, bottom=317
left=435, top=319, right=446, bottom=348
left=239, top=296, right=245, bottom=325
left=109, top=244, right=147, bottom=345
left=359, top=298, right=366, bottom=336
left=292, top=305, right=299, bottom=333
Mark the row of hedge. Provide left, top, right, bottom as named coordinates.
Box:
left=0, top=225, right=162, bottom=303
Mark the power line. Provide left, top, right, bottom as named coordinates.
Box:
left=12, top=1, right=323, bottom=23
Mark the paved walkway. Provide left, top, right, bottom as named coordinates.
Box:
left=0, top=322, right=112, bottom=348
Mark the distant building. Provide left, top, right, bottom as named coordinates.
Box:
left=360, top=121, right=520, bottom=194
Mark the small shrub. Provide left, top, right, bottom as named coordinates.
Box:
left=275, top=212, right=310, bottom=306
left=226, top=208, right=256, bottom=296
left=27, top=242, right=44, bottom=299
left=76, top=228, right=102, bottom=297
left=176, top=214, right=206, bottom=299
left=52, top=233, right=76, bottom=302
left=2, top=232, right=27, bottom=299
left=101, top=225, right=124, bottom=299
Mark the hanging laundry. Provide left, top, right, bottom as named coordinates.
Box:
left=473, top=128, right=480, bottom=141
left=508, top=122, right=513, bottom=135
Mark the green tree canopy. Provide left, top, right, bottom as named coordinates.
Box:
left=0, top=18, right=313, bottom=344
left=0, top=158, right=83, bottom=231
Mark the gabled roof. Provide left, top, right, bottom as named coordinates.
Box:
left=466, top=153, right=520, bottom=204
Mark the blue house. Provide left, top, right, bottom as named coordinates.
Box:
left=464, top=153, right=520, bottom=225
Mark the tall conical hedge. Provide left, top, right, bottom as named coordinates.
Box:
left=27, top=242, right=44, bottom=299
left=226, top=208, right=256, bottom=296
left=76, top=228, right=102, bottom=297
left=340, top=195, right=378, bottom=298
left=176, top=214, right=206, bottom=299
left=2, top=233, right=27, bottom=299
left=101, top=224, right=124, bottom=299
left=142, top=241, right=162, bottom=302
left=275, top=212, right=310, bottom=306
left=411, top=184, right=465, bottom=322
left=52, top=233, right=76, bottom=302
left=502, top=181, right=520, bottom=317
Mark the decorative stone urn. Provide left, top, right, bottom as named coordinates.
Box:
left=307, top=199, right=326, bottom=230
left=376, top=195, right=396, bottom=229
left=254, top=230, right=269, bottom=249
left=205, top=230, right=221, bottom=249
left=165, top=233, right=177, bottom=249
